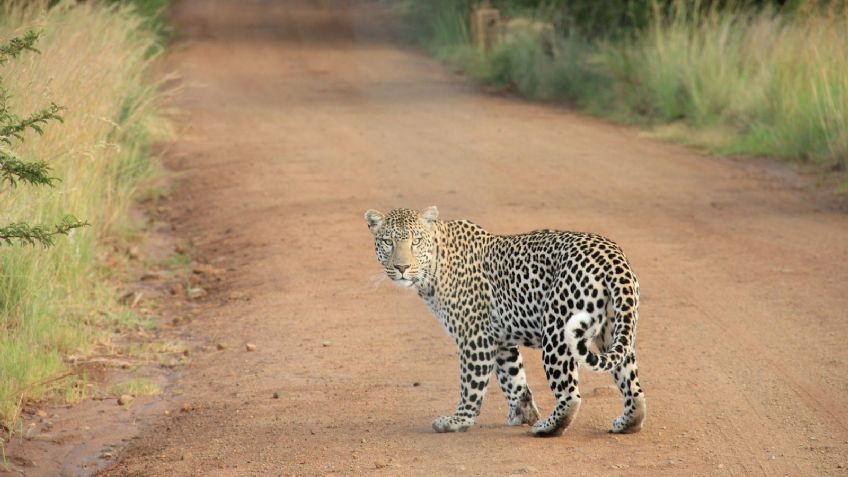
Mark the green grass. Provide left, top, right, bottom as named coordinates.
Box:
left=395, top=0, right=848, bottom=183
left=107, top=0, right=173, bottom=54
left=0, top=1, right=169, bottom=430
left=109, top=378, right=161, bottom=397
left=605, top=1, right=848, bottom=172
left=160, top=253, right=192, bottom=269
left=114, top=310, right=158, bottom=330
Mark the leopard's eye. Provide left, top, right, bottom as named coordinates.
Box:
left=412, top=237, right=421, bottom=246
left=381, top=238, right=393, bottom=247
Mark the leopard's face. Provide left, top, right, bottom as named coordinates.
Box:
left=364, top=206, right=439, bottom=288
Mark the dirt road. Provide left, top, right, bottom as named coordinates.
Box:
left=102, top=0, right=848, bottom=475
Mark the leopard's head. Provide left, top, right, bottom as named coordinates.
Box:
left=364, top=206, right=439, bottom=288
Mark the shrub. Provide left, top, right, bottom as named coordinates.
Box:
left=0, top=1, right=167, bottom=430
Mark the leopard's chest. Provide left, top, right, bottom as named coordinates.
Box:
left=422, top=271, right=492, bottom=339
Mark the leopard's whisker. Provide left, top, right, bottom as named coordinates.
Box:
left=368, top=271, right=389, bottom=290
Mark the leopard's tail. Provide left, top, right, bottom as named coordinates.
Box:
left=565, top=274, right=639, bottom=372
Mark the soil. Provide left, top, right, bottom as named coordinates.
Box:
left=7, top=0, right=848, bottom=475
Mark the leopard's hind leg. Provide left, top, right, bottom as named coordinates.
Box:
left=596, top=322, right=647, bottom=434
left=593, top=305, right=646, bottom=433
left=609, top=349, right=646, bottom=433
left=530, top=318, right=581, bottom=437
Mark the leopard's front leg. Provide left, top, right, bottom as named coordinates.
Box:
left=432, top=335, right=495, bottom=433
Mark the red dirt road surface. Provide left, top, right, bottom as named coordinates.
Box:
left=100, top=0, right=848, bottom=475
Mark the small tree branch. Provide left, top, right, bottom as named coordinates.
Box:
left=0, top=216, right=88, bottom=248
left=0, top=30, right=40, bottom=66
left=0, top=31, right=81, bottom=250
left=0, top=102, right=64, bottom=145
left=0, top=152, right=57, bottom=188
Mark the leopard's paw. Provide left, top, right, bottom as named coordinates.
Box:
left=529, top=416, right=566, bottom=437
left=507, top=395, right=540, bottom=426
left=610, top=415, right=642, bottom=433
left=432, top=415, right=473, bottom=433
left=610, top=397, right=646, bottom=434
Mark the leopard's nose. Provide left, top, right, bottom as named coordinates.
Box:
left=394, top=264, right=410, bottom=274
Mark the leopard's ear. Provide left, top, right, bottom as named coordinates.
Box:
left=420, top=206, right=439, bottom=227
left=364, top=209, right=384, bottom=234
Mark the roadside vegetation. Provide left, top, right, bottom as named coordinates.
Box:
left=394, top=0, right=848, bottom=185
left=0, top=0, right=170, bottom=433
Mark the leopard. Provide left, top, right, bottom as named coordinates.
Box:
left=364, top=206, right=646, bottom=437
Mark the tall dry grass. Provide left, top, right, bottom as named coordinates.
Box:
left=0, top=1, right=168, bottom=430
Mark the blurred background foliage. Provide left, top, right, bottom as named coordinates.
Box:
left=391, top=0, right=848, bottom=185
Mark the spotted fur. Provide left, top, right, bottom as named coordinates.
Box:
left=365, top=206, right=646, bottom=436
